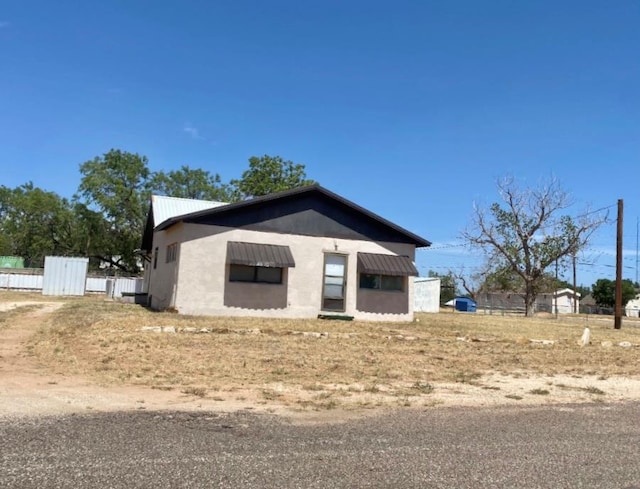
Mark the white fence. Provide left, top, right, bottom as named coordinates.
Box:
left=0, top=270, right=43, bottom=291
left=0, top=269, right=143, bottom=298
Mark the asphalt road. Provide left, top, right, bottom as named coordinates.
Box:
left=2, top=403, right=640, bottom=489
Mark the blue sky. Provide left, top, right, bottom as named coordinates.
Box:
left=1, top=1, right=639, bottom=288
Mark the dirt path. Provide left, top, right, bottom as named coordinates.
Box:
left=0, top=302, right=289, bottom=419
left=3, top=301, right=640, bottom=422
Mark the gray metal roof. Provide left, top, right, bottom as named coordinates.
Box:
left=227, top=241, right=296, bottom=268
left=357, top=252, right=418, bottom=276
left=151, top=195, right=227, bottom=227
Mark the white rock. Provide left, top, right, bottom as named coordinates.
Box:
left=619, top=341, right=633, bottom=348
left=141, top=326, right=161, bottom=333
left=162, top=326, right=176, bottom=333
left=580, top=327, right=591, bottom=347
left=530, top=339, right=555, bottom=345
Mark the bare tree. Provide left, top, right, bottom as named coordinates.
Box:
left=462, top=176, right=607, bottom=317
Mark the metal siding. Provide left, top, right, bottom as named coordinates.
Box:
left=85, top=277, right=107, bottom=293
left=227, top=242, right=295, bottom=268
left=0, top=271, right=43, bottom=290
left=42, top=256, right=88, bottom=296
left=357, top=253, right=418, bottom=276
left=414, top=278, right=441, bottom=312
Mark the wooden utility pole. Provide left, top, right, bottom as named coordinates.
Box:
left=615, top=199, right=624, bottom=329
left=572, top=254, right=577, bottom=314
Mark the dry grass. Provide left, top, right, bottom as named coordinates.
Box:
left=8, top=293, right=640, bottom=410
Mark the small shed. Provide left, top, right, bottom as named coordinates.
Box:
left=552, top=288, right=580, bottom=314
left=42, top=256, right=89, bottom=296
left=413, top=277, right=441, bottom=313
left=454, top=297, right=477, bottom=313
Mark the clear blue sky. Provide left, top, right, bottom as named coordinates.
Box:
left=1, top=1, right=639, bottom=288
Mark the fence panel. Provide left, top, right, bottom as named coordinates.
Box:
left=0, top=271, right=43, bottom=290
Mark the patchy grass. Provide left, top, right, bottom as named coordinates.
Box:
left=3, top=292, right=638, bottom=410
left=182, top=386, right=207, bottom=398
left=529, top=388, right=550, bottom=396
left=582, top=386, right=606, bottom=395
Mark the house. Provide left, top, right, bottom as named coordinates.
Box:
left=474, top=290, right=579, bottom=314
left=141, top=184, right=431, bottom=321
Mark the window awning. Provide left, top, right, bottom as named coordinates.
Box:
left=357, top=252, right=418, bottom=276
left=227, top=241, right=295, bottom=268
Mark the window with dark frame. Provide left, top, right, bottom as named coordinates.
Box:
left=359, top=273, right=404, bottom=291
left=229, top=264, right=283, bottom=284
left=166, top=243, right=178, bottom=263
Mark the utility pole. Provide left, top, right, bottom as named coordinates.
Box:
left=555, top=259, right=559, bottom=318
left=634, top=217, right=640, bottom=286
left=615, top=199, right=624, bottom=329
left=572, top=253, right=577, bottom=314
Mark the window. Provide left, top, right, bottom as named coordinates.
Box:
left=359, top=273, right=404, bottom=291
left=229, top=264, right=283, bottom=284
left=166, top=243, right=178, bottom=263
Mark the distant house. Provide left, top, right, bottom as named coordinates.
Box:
left=140, top=185, right=431, bottom=321
left=474, top=290, right=579, bottom=314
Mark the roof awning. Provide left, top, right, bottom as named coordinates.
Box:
left=227, top=241, right=295, bottom=268
left=357, top=252, right=418, bottom=276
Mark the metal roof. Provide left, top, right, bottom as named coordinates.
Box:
left=151, top=195, right=227, bottom=228
left=227, top=241, right=296, bottom=268
left=357, top=252, right=418, bottom=276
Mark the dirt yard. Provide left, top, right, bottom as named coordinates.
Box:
left=2, top=292, right=640, bottom=421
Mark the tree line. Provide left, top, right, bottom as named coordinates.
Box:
left=0, top=150, right=314, bottom=273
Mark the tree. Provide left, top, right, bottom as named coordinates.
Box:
left=149, top=165, right=234, bottom=202
left=591, top=278, right=636, bottom=308
left=76, top=149, right=151, bottom=273
left=0, top=183, right=78, bottom=266
left=462, top=176, right=607, bottom=317
left=230, top=155, right=315, bottom=199
left=428, top=270, right=457, bottom=304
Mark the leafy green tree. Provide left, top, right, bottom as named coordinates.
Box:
left=77, top=149, right=151, bottom=273
left=230, top=155, right=315, bottom=199
left=591, top=278, right=636, bottom=308
left=149, top=165, right=233, bottom=202
left=0, top=183, right=78, bottom=267
left=462, top=177, right=607, bottom=317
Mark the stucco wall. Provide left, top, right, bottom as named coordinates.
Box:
left=154, top=224, right=416, bottom=321
left=147, top=223, right=183, bottom=310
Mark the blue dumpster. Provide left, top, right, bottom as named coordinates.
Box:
left=455, top=297, right=477, bottom=313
